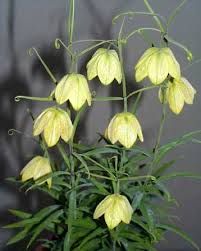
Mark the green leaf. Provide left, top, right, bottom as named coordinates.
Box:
left=73, top=152, right=90, bottom=178
left=27, top=209, right=64, bottom=248
left=4, top=217, right=40, bottom=229
left=8, top=209, right=31, bottom=219
left=158, top=172, right=201, bottom=182
left=73, top=238, right=101, bottom=251
left=91, top=179, right=109, bottom=195
left=5, top=205, right=61, bottom=229
left=153, top=160, right=176, bottom=177
left=77, top=227, right=106, bottom=249
left=140, top=204, right=155, bottom=231
left=132, top=215, right=156, bottom=240
left=27, top=171, right=71, bottom=191
left=155, top=131, right=201, bottom=164
left=83, top=147, right=120, bottom=156
left=7, top=228, right=30, bottom=245
left=81, top=155, right=115, bottom=178
left=132, top=192, right=144, bottom=211
left=157, top=223, right=200, bottom=250
left=72, top=218, right=97, bottom=229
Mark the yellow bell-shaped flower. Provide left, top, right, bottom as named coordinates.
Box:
left=93, top=194, right=133, bottom=229
left=159, top=77, right=196, bottom=114
left=33, top=107, right=73, bottom=147
left=87, top=48, right=122, bottom=85
left=20, top=156, right=52, bottom=188
left=55, top=73, right=92, bottom=111
left=135, top=47, right=181, bottom=85
left=106, top=112, right=143, bottom=148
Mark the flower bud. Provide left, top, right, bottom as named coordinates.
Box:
left=87, top=48, right=122, bottom=85
left=94, top=194, right=133, bottom=229
left=135, top=47, right=181, bottom=85
left=33, top=107, right=73, bottom=147
left=55, top=73, right=92, bottom=111
left=159, top=77, right=196, bottom=114
left=21, top=156, right=52, bottom=188
left=106, top=112, right=143, bottom=148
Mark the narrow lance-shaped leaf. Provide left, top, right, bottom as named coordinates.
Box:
left=157, top=223, right=200, bottom=251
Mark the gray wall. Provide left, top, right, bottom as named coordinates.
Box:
left=0, top=0, right=201, bottom=250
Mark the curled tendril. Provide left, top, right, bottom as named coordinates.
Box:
left=112, top=11, right=167, bottom=25
left=55, top=38, right=62, bottom=49
left=28, top=47, right=35, bottom=57
left=8, top=128, right=39, bottom=143
left=28, top=47, right=57, bottom=84
left=54, top=38, right=74, bottom=57
left=14, top=95, right=54, bottom=103
left=91, top=91, right=97, bottom=97
left=164, top=35, right=193, bottom=61
left=15, top=96, right=21, bottom=102
left=8, top=129, right=17, bottom=136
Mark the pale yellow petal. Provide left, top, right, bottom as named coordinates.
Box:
left=21, top=156, right=42, bottom=181
left=104, top=203, right=122, bottom=229
left=110, top=50, right=122, bottom=83
left=93, top=195, right=113, bottom=219
left=55, top=75, right=70, bottom=104
left=115, top=195, right=133, bottom=224
left=179, top=77, right=196, bottom=104
left=87, top=49, right=106, bottom=80
left=68, top=74, right=91, bottom=110
left=135, top=47, right=158, bottom=69
left=33, top=109, right=53, bottom=136
left=168, top=82, right=184, bottom=114
left=165, top=48, right=181, bottom=79
left=97, top=54, right=116, bottom=85
left=59, top=110, right=73, bottom=142
left=44, top=114, right=60, bottom=147
left=148, top=50, right=169, bottom=85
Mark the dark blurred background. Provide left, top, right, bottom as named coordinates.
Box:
left=0, top=0, right=201, bottom=250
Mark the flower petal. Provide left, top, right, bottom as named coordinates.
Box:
left=93, top=195, right=113, bottom=219
left=168, top=82, right=185, bottom=114
left=148, top=50, right=169, bottom=85
left=179, top=77, right=196, bottom=104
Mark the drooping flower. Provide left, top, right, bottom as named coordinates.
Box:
left=33, top=107, right=73, bottom=147
left=93, top=194, right=133, bottom=229
left=135, top=47, right=181, bottom=85
left=55, top=73, right=92, bottom=111
left=87, top=48, right=122, bottom=85
left=159, top=77, right=196, bottom=114
left=21, top=156, right=52, bottom=188
left=105, top=112, right=143, bottom=148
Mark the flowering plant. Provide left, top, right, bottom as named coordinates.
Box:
left=5, top=1, right=201, bottom=250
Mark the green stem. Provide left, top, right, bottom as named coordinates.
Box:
left=113, top=11, right=166, bottom=24
left=154, top=103, right=167, bottom=154
left=143, top=0, right=165, bottom=32
left=28, top=47, right=57, bottom=84
left=127, top=85, right=158, bottom=99
left=164, top=34, right=193, bottom=61
left=71, top=104, right=86, bottom=143
left=119, top=175, right=156, bottom=181
left=92, top=96, right=123, bottom=102
left=78, top=40, right=117, bottom=57
left=167, top=0, right=187, bottom=28
left=118, top=18, right=127, bottom=112
left=89, top=173, right=115, bottom=181
left=146, top=103, right=167, bottom=182
left=126, top=27, right=161, bottom=41
left=66, top=1, right=76, bottom=250
left=68, top=0, right=75, bottom=45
